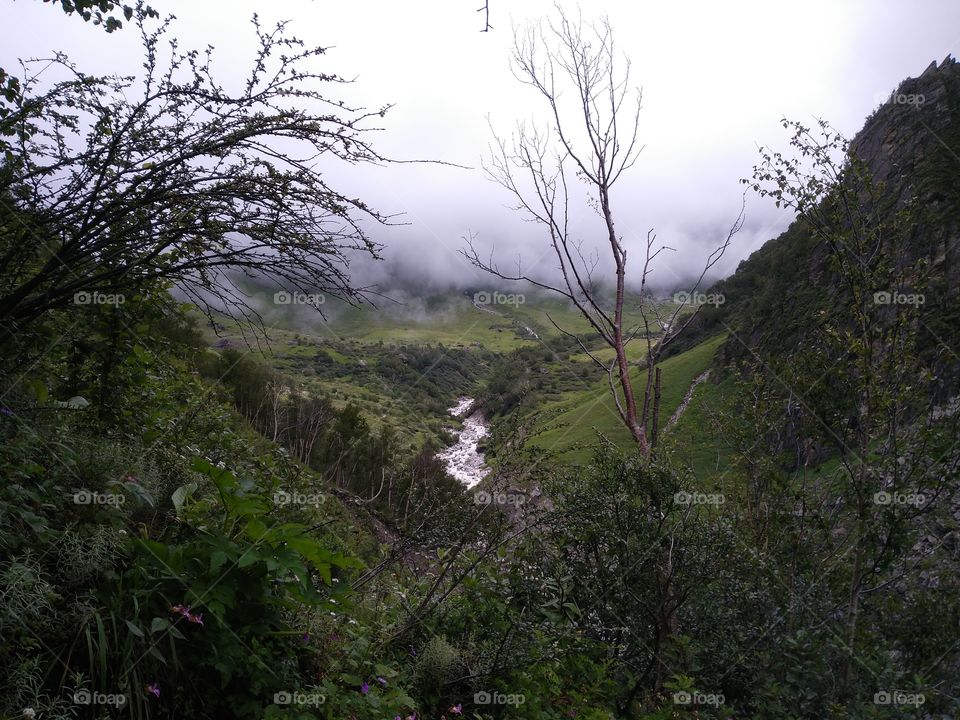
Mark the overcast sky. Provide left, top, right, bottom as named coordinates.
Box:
left=4, top=0, right=959, bottom=294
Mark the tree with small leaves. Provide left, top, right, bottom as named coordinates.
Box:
left=0, top=10, right=394, bottom=343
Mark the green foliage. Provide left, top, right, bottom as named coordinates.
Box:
left=42, top=0, right=157, bottom=33
left=0, top=398, right=364, bottom=718
left=0, top=8, right=388, bottom=336
left=1, top=25, right=958, bottom=718
left=414, top=635, right=464, bottom=692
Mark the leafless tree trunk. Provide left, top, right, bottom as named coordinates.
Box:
left=265, top=380, right=288, bottom=443
left=463, top=4, right=743, bottom=457
left=477, top=0, right=492, bottom=32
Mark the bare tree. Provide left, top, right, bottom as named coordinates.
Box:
left=477, top=0, right=492, bottom=32
left=463, top=4, right=743, bottom=457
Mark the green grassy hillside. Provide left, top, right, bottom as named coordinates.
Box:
left=524, top=334, right=728, bottom=463
left=203, top=290, right=695, bottom=455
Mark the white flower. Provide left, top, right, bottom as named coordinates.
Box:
left=23, top=709, right=36, bottom=719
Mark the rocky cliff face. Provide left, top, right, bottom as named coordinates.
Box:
left=854, top=56, right=960, bottom=293
left=695, top=55, right=960, bottom=383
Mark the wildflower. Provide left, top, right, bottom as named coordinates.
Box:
left=22, top=709, right=36, bottom=719
left=377, top=676, right=387, bottom=688
left=301, top=632, right=310, bottom=643
left=1, top=407, right=14, bottom=417
left=449, top=704, right=462, bottom=715
left=360, top=682, right=370, bottom=695
left=171, top=604, right=203, bottom=627
left=146, top=683, right=160, bottom=698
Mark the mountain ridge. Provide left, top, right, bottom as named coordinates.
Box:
left=680, top=56, right=960, bottom=382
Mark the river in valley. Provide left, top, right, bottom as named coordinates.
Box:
left=437, top=396, right=490, bottom=489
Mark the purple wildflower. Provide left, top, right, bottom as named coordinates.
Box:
left=171, top=604, right=203, bottom=627
left=449, top=704, right=462, bottom=715
left=377, top=676, right=387, bottom=688
left=146, top=683, right=160, bottom=698
left=360, top=682, right=369, bottom=695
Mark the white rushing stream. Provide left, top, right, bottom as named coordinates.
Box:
left=437, top=397, right=490, bottom=489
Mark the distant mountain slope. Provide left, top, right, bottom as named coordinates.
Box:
left=688, top=56, right=959, bottom=389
